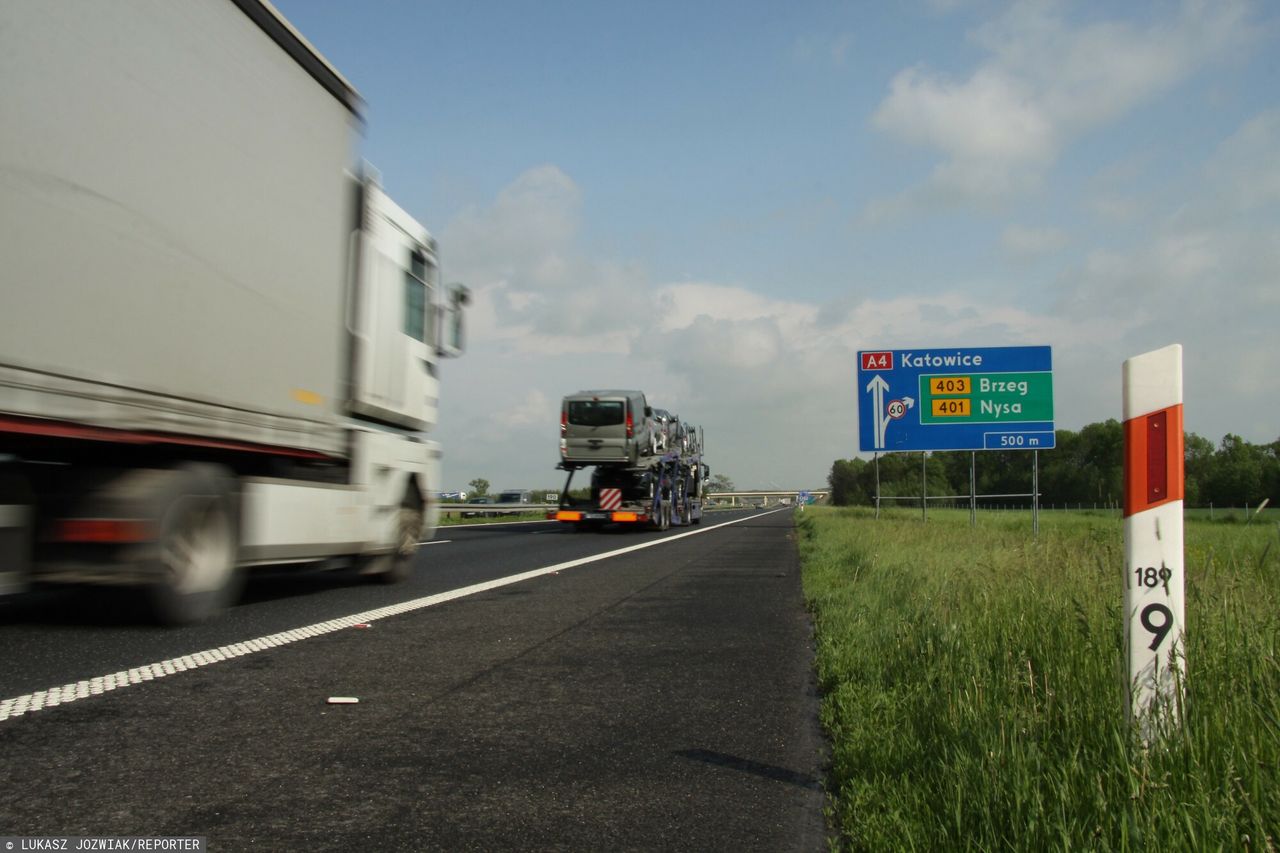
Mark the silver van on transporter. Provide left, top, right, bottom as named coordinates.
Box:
left=560, top=390, right=656, bottom=467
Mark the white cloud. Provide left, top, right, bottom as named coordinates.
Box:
left=875, top=65, right=1055, bottom=166
left=867, top=0, right=1254, bottom=212
left=503, top=389, right=554, bottom=429
left=443, top=166, right=659, bottom=354
left=1088, top=194, right=1145, bottom=225
left=657, top=283, right=818, bottom=336
left=444, top=164, right=581, bottom=293
left=1001, top=224, right=1069, bottom=258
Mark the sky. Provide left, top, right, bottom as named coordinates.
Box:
left=273, top=0, right=1279, bottom=493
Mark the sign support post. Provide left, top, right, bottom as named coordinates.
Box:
left=1032, top=450, right=1040, bottom=537
left=1123, top=344, right=1186, bottom=738
left=969, top=452, right=976, bottom=528
left=921, top=453, right=927, bottom=521
left=873, top=453, right=880, bottom=520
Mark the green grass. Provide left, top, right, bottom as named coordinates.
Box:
left=798, top=506, right=1280, bottom=851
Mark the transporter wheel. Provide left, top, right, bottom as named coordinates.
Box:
left=364, top=492, right=424, bottom=585
left=144, top=464, right=242, bottom=626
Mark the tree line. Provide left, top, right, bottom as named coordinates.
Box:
left=828, top=421, right=1280, bottom=508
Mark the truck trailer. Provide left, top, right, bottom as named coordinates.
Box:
left=0, top=1, right=467, bottom=622
left=553, top=390, right=708, bottom=530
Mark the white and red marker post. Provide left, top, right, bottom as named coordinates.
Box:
left=1122, top=344, right=1186, bottom=737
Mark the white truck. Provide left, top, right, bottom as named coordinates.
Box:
left=553, top=390, right=708, bottom=530
left=0, top=1, right=467, bottom=622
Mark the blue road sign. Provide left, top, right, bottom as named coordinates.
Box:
left=857, top=346, right=1055, bottom=452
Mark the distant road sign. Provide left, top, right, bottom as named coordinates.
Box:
left=858, top=346, right=1055, bottom=452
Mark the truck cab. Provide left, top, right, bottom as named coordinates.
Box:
left=0, top=0, right=468, bottom=623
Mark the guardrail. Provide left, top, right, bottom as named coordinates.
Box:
left=437, top=502, right=557, bottom=519
left=705, top=491, right=830, bottom=507
left=436, top=501, right=748, bottom=520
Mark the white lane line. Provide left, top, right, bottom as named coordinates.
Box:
left=0, top=508, right=788, bottom=723
left=416, top=539, right=452, bottom=546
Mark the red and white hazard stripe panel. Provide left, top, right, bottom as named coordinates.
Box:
left=1122, top=344, right=1186, bottom=731
left=599, top=488, right=623, bottom=511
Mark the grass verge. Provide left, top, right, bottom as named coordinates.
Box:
left=797, top=506, right=1280, bottom=850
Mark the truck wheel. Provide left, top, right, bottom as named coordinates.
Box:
left=145, top=464, right=241, bottom=626
left=363, top=492, right=423, bottom=585
left=0, top=471, right=35, bottom=596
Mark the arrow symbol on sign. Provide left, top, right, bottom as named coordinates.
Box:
left=866, top=374, right=890, bottom=449
left=903, top=397, right=915, bottom=409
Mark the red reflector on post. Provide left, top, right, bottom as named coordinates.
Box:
left=1123, top=403, right=1183, bottom=516
left=53, top=518, right=151, bottom=543
left=1146, top=410, right=1168, bottom=504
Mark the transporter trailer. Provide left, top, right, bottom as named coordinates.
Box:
left=552, top=390, right=708, bottom=531
left=552, top=445, right=708, bottom=531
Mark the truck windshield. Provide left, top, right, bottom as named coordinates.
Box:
left=567, top=400, right=624, bottom=427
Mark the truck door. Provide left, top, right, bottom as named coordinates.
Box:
left=349, top=181, right=439, bottom=431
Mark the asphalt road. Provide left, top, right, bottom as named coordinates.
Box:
left=0, top=508, right=827, bottom=851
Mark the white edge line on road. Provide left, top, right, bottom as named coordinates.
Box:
left=0, top=508, right=789, bottom=723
